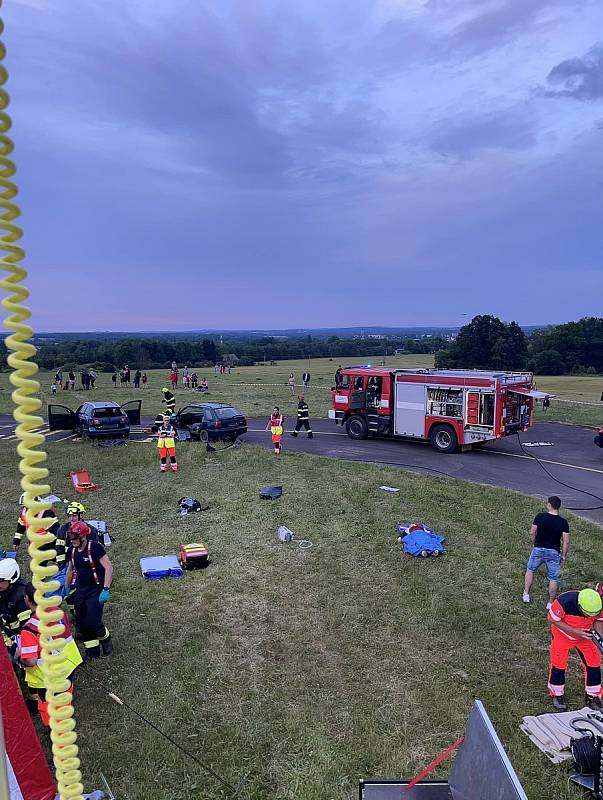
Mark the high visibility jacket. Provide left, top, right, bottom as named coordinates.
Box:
left=14, top=508, right=64, bottom=567
left=297, top=401, right=309, bottom=421
left=20, top=612, right=82, bottom=688
left=157, top=425, right=176, bottom=449
left=0, top=579, right=31, bottom=640
left=548, top=591, right=603, bottom=643
left=270, top=415, right=284, bottom=436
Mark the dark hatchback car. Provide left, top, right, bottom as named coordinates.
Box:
left=48, top=400, right=141, bottom=439
left=169, top=402, right=247, bottom=442
left=595, top=427, right=603, bottom=448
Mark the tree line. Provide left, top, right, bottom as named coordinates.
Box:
left=435, top=315, right=603, bottom=375
left=0, top=316, right=601, bottom=374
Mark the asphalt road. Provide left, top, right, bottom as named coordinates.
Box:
left=1, top=415, right=602, bottom=526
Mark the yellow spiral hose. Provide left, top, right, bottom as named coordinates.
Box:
left=0, top=9, right=84, bottom=800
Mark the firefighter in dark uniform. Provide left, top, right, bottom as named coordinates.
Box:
left=0, top=558, right=30, bottom=654
left=14, top=496, right=67, bottom=595
left=291, top=395, right=313, bottom=438
left=64, top=521, right=113, bottom=661
left=161, top=387, right=176, bottom=415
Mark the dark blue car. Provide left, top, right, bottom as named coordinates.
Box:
left=48, top=400, right=141, bottom=439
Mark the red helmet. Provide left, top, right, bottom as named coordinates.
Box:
left=68, top=521, right=91, bottom=541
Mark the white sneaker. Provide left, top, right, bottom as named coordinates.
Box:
left=546, top=602, right=552, bottom=611
left=523, top=592, right=530, bottom=603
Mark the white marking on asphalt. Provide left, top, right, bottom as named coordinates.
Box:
left=52, top=433, right=78, bottom=442
left=488, top=449, right=603, bottom=475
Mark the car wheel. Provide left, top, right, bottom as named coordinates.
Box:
left=345, top=415, right=368, bottom=440
left=200, top=430, right=209, bottom=444
left=430, top=424, right=458, bottom=453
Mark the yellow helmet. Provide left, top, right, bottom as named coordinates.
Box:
left=162, top=387, right=169, bottom=393
left=66, top=501, right=85, bottom=515
left=578, top=588, right=602, bottom=617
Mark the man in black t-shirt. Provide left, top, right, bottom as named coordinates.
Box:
left=523, top=496, right=570, bottom=607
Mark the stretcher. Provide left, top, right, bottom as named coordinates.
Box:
left=140, top=555, right=183, bottom=580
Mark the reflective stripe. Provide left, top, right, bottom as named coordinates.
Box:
left=17, top=610, right=31, bottom=620
left=84, top=639, right=99, bottom=648
left=549, top=610, right=562, bottom=622
left=20, top=646, right=38, bottom=655
left=547, top=683, right=565, bottom=696
left=586, top=686, right=602, bottom=697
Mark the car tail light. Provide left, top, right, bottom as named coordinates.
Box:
left=93, top=418, right=102, bottom=428
left=214, top=420, right=222, bottom=428
left=119, top=416, right=127, bottom=424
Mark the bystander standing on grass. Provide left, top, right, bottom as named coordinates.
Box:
left=523, top=495, right=570, bottom=608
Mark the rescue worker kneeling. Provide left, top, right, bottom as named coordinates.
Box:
left=18, top=582, right=82, bottom=725
left=548, top=587, right=603, bottom=711
left=157, top=414, right=178, bottom=472
left=64, top=521, right=113, bottom=661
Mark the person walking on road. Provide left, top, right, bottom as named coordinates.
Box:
left=547, top=588, right=603, bottom=711
left=523, top=496, right=569, bottom=608
left=290, top=395, right=313, bottom=439
left=267, top=407, right=284, bottom=455
left=64, top=521, right=113, bottom=661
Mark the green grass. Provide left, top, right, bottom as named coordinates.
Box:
left=1, top=355, right=599, bottom=428
left=2, top=435, right=601, bottom=799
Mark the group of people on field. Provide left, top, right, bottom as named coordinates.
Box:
left=0, top=496, right=113, bottom=725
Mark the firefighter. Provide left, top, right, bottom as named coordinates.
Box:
left=290, top=395, right=313, bottom=439
left=266, top=407, right=284, bottom=455
left=58, top=501, right=101, bottom=546
left=19, top=582, right=82, bottom=725
left=547, top=587, right=603, bottom=711
left=151, top=411, right=166, bottom=434
left=64, top=521, right=113, bottom=661
left=157, top=414, right=178, bottom=472
left=0, top=558, right=30, bottom=652
left=14, top=495, right=67, bottom=594
left=161, top=386, right=176, bottom=415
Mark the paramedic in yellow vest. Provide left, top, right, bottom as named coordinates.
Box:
left=157, top=414, right=178, bottom=472
left=266, top=407, right=284, bottom=455
left=18, top=582, right=82, bottom=725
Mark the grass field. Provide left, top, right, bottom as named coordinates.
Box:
left=0, top=355, right=601, bottom=428
left=2, top=434, right=601, bottom=799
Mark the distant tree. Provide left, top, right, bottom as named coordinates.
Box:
left=528, top=317, right=603, bottom=374
left=436, top=315, right=527, bottom=370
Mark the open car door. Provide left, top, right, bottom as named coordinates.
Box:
left=48, top=404, right=76, bottom=431
left=122, top=399, right=142, bottom=426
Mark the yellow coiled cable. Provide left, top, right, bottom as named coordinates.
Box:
left=0, top=9, right=84, bottom=800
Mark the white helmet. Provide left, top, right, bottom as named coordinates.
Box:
left=0, top=558, right=20, bottom=584
left=18, top=493, right=42, bottom=506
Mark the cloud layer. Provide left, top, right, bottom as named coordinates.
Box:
left=3, top=0, right=603, bottom=330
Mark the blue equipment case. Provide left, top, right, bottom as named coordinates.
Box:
left=140, top=555, right=183, bottom=580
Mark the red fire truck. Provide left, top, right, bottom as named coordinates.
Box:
left=329, top=366, right=542, bottom=453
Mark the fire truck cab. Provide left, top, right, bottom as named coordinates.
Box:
left=329, top=366, right=541, bottom=453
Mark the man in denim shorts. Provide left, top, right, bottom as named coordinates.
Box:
left=523, top=496, right=569, bottom=608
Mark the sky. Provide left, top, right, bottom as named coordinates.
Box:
left=3, top=0, right=603, bottom=331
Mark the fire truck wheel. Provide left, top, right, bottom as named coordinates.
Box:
left=345, top=415, right=368, bottom=440
left=429, top=424, right=458, bottom=453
